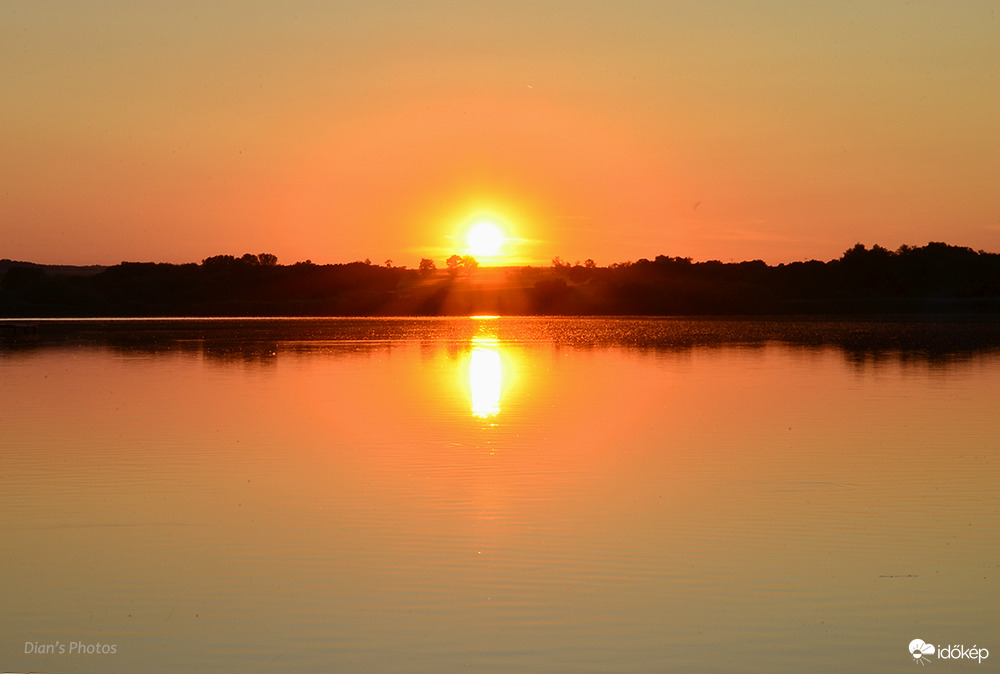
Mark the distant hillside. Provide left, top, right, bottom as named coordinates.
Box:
left=0, top=259, right=106, bottom=277
left=2, top=243, right=999, bottom=317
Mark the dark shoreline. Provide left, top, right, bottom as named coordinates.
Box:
left=4, top=242, right=1000, bottom=319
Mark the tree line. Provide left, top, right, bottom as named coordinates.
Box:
left=2, top=242, right=999, bottom=317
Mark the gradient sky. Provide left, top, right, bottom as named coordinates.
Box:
left=3, top=1, right=999, bottom=266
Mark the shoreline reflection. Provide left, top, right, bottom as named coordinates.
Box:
left=4, top=317, right=1000, bottom=365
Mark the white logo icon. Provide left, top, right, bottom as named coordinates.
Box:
left=910, top=639, right=935, bottom=665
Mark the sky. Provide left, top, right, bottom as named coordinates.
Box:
left=2, top=1, right=999, bottom=266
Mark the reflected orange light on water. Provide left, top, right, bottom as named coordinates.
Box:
left=469, top=338, right=502, bottom=418
left=2, top=330, right=999, bottom=672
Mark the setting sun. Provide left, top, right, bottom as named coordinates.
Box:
left=466, top=221, right=505, bottom=258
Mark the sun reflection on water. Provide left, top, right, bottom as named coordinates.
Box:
left=469, top=338, right=502, bottom=418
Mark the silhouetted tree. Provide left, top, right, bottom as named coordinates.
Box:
left=201, top=254, right=236, bottom=267
left=418, top=258, right=436, bottom=275
left=445, top=254, right=478, bottom=275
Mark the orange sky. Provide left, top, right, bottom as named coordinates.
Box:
left=2, top=2, right=999, bottom=266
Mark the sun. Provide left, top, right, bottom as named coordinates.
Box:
left=466, top=221, right=505, bottom=258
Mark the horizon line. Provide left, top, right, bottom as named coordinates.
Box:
left=3, top=240, right=996, bottom=270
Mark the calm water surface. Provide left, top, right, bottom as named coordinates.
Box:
left=1, top=318, right=998, bottom=672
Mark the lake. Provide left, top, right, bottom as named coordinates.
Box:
left=2, top=317, right=998, bottom=672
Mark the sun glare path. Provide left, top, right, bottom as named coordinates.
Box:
left=467, top=221, right=504, bottom=258
left=470, top=339, right=502, bottom=418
